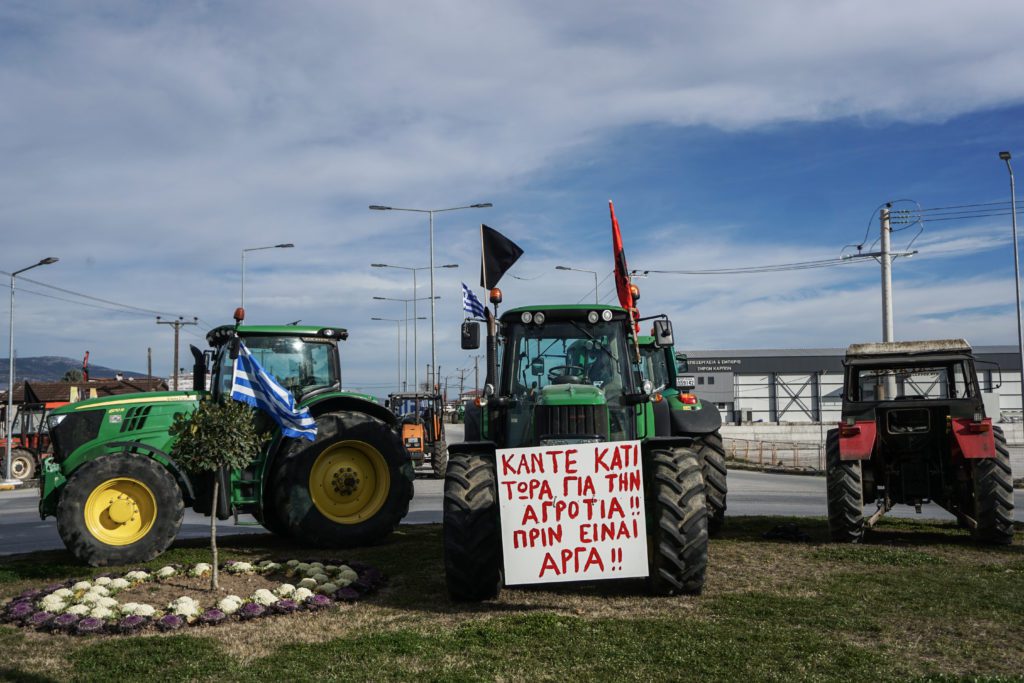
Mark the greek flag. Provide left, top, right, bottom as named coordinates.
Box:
left=462, top=282, right=485, bottom=318
left=230, top=341, right=317, bottom=441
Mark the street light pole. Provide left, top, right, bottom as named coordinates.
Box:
left=555, top=265, right=600, bottom=303
left=373, top=294, right=439, bottom=391
left=373, top=316, right=426, bottom=394
left=370, top=202, right=492, bottom=394
left=5, top=256, right=59, bottom=486
left=241, top=243, right=294, bottom=310
left=999, top=151, right=1024, bottom=421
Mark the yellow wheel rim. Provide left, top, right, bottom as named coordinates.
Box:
left=83, top=477, right=157, bottom=546
left=309, top=440, right=390, bottom=524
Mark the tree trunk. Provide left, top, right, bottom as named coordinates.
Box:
left=211, top=478, right=219, bottom=591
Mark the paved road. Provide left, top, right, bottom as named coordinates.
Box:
left=2, top=422, right=1020, bottom=556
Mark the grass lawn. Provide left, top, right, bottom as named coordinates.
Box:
left=1, top=517, right=1022, bottom=682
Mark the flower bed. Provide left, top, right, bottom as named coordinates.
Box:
left=0, top=559, right=385, bottom=636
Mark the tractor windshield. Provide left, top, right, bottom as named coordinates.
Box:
left=850, top=361, right=976, bottom=401
left=215, top=336, right=338, bottom=400
left=641, top=345, right=671, bottom=392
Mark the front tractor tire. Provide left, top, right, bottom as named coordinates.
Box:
left=971, top=426, right=1015, bottom=545
left=694, top=432, right=728, bottom=536
left=826, top=429, right=865, bottom=543
left=274, top=412, right=413, bottom=548
left=648, top=448, right=708, bottom=596
left=443, top=452, right=502, bottom=601
left=432, top=439, right=448, bottom=479
left=56, top=454, right=184, bottom=566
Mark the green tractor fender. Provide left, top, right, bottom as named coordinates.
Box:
left=668, top=398, right=722, bottom=436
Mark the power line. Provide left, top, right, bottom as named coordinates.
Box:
left=1, top=271, right=194, bottom=319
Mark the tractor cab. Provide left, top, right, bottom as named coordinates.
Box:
left=386, top=391, right=448, bottom=476
left=495, top=305, right=650, bottom=447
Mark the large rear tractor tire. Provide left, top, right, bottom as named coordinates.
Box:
left=971, top=426, right=1015, bottom=545
left=56, top=454, right=184, bottom=566
left=443, top=452, right=502, bottom=601
left=274, top=412, right=413, bottom=548
left=10, top=448, right=37, bottom=481
left=694, top=432, right=727, bottom=536
left=648, top=448, right=708, bottom=596
left=826, top=428, right=865, bottom=543
left=432, top=439, right=448, bottom=479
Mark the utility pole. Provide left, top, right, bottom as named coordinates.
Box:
left=147, top=347, right=152, bottom=382
left=880, top=204, right=894, bottom=342
left=156, top=316, right=197, bottom=391
left=455, top=367, right=470, bottom=400
left=474, top=355, right=481, bottom=393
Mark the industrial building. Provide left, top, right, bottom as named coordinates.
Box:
left=683, top=346, right=1021, bottom=424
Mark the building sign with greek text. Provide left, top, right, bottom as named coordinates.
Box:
left=496, top=440, right=648, bottom=585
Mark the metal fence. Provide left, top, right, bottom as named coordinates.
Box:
left=723, top=437, right=825, bottom=471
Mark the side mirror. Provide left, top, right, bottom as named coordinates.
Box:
left=461, top=320, right=480, bottom=350
left=229, top=336, right=241, bottom=360
left=652, top=319, right=674, bottom=348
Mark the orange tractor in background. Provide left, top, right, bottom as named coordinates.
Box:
left=387, top=391, right=448, bottom=478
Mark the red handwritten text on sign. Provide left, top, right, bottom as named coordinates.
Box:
left=497, top=440, right=648, bottom=585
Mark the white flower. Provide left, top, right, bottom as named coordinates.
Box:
left=90, top=606, right=115, bottom=620
left=71, top=581, right=92, bottom=592
left=286, top=560, right=300, bottom=568
left=39, top=595, right=67, bottom=613
left=132, top=604, right=156, bottom=617
left=295, top=563, right=311, bottom=573
left=170, top=597, right=200, bottom=619
left=124, top=570, right=150, bottom=582
left=188, top=563, right=212, bottom=578
left=274, top=584, right=296, bottom=597
left=52, top=588, right=73, bottom=599
left=218, top=596, right=243, bottom=615
left=91, top=585, right=111, bottom=597
left=156, top=566, right=177, bottom=579
left=325, top=565, right=338, bottom=574
left=337, top=567, right=359, bottom=584
left=80, top=592, right=102, bottom=605
left=297, top=578, right=317, bottom=590
left=94, top=576, right=113, bottom=586
left=109, top=578, right=130, bottom=591
left=65, top=604, right=90, bottom=616
left=226, top=561, right=254, bottom=574
left=312, top=573, right=330, bottom=585
left=335, top=577, right=352, bottom=588
left=317, top=583, right=338, bottom=595
left=121, top=602, right=139, bottom=613
left=261, top=562, right=281, bottom=573
left=251, top=589, right=278, bottom=606
left=96, top=596, right=119, bottom=610
left=292, top=587, right=313, bottom=602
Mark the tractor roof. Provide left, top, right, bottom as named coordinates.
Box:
left=846, top=339, right=973, bottom=358
left=206, top=324, right=348, bottom=347
left=500, top=304, right=628, bottom=323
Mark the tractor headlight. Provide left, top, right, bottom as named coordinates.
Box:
left=521, top=312, right=533, bottom=324
left=533, top=312, right=545, bottom=325
left=587, top=311, right=600, bottom=324
left=601, top=309, right=613, bottom=322
left=48, top=414, right=67, bottom=430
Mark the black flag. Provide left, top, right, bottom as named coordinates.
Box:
left=479, top=224, right=523, bottom=289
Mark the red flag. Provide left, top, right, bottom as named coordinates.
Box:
left=609, top=201, right=638, bottom=328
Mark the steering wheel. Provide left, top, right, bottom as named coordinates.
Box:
left=547, top=365, right=585, bottom=384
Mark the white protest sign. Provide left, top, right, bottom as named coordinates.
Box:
left=496, top=440, right=648, bottom=585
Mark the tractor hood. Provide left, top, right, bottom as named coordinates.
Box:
left=537, top=383, right=606, bottom=407
left=49, top=391, right=201, bottom=415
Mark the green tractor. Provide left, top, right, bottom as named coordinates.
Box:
left=445, top=299, right=708, bottom=600
left=638, top=333, right=727, bottom=534
left=39, top=318, right=414, bottom=566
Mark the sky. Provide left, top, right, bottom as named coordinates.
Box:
left=2, top=0, right=1024, bottom=396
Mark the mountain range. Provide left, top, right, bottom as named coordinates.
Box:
left=0, top=356, right=151, bottom=390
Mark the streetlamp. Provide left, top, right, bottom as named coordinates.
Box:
left=241, top=243, right=293, bottom=309
left=555, top=265, right=599, bottom=303
left=999, top=151, right=1024, bottom=421
left=371, top=261, right=459, bottom=390
left=5, top=256, right=59, bottom=486
left=370, top=202, right=492, bottom=392
left=372, top=316, right=426, bottom=393
left=372, top=294, right=439, bottom=391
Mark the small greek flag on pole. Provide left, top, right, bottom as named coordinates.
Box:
left=230, top=341, right=317, bottom=441
left=462, top=282, right=485, bottom=318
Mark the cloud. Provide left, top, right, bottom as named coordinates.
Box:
left=2, top=1, right=1024, bottom=389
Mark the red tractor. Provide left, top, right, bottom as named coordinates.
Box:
left=1, top=400, right=58, bottom=481
left=827, top=340, right=1014, bottom=544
